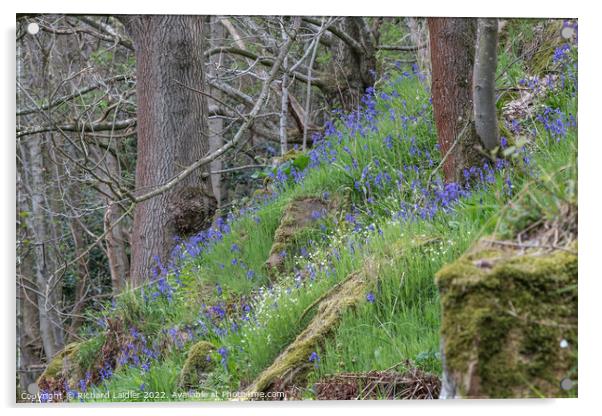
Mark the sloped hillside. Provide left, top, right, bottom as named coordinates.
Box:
left=37, top=27, right=577, bottom=401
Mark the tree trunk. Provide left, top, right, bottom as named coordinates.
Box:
left=428, top=17, right=483, bottom=183
left=23, top=134, right=65, bottom=359
left=473, top=18, right=500, bottom=150
left=16, top=168, right=43, bottom=393
left=406, top=17, right=431, bottom=80
left=90, top=145, right=130, bottom=293
left=104, top=199, right=130, bottom=292
left=19, top=32, right=65, bottom=358
left=65, top=189, right=90, bottom=337
left=208, top=16, right=225, bottom=207
left=329, top=17, right=377, bottom=112
left=279, top=24, right=290, bottom=155
left=124, top=15, right=217, bottom=285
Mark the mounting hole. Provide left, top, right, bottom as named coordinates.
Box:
left=560, top=25, right=575, bottom=40
left=27, top=382, right=39, bottom=395
left=560, top=378, right=574, bottom=390
left=27, top=22, right=40, bottom=35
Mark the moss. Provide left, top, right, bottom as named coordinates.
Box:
left=242, top=260, right=380, bottom=397
left=499, top=19, right=564, bottom=77
left=527, top=20, right=564, bottom=76
left=265, top=196, right=339, bottom=275
left=178, top=341, right=216, bottom=389
left=37, top=342, right=83, bottom=386
left=275, top=149, right=305, bottom=164
left=436, top=239, right=577, bottom=398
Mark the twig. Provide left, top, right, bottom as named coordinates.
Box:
left=426, top=119, right=471, bottom=185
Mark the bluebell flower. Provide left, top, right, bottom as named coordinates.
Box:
left=218, top=347, right=229, bottom=369
left=210, top=305, right=226, bottom=320
left=309, top=351, right=320, bottom=363
left=141, top=362, right=151, bottom=372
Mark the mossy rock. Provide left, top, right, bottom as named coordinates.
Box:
left=242, top=259, right=380, bottom=398
left=265, top=196, right=340, bottom=276
left=37, top=342, right=84, bottom=388
left=436, top=239, right=577, bottom=398
left=178, top=341, right=217, bottom=389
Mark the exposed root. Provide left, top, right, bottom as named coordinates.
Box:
left=242, top=259, right=379, bottom=399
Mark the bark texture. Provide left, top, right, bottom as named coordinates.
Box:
left=473, top=18, right=500, bottom=150
left=428, top=18, right=483, bottom=183
left=124, top=15, right=217, bottom=285
left=208, top=16, right=224, bottom=207
left=329, top=17, right=376, bottom=112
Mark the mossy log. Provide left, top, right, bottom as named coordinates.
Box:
left=178, top=341, right=217, bottom=389
left=243, top=260, right=379, bottom=398
left=436, top=239, right=577, bottom=398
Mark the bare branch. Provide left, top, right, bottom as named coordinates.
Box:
left=17, top=118, right=136, bottom=138
left=131, top=17, right=302, bottom=204
left=17, top=74, right=132, bottom=116
left=302, top=16, right=363, bottom=55
left=377, top=44, right=426, bottom=52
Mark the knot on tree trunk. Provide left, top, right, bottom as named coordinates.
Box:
left=169, top=186, right=217, bottom=237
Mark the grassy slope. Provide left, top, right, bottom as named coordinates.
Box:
left=62, top=23, right=576, bottom=402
